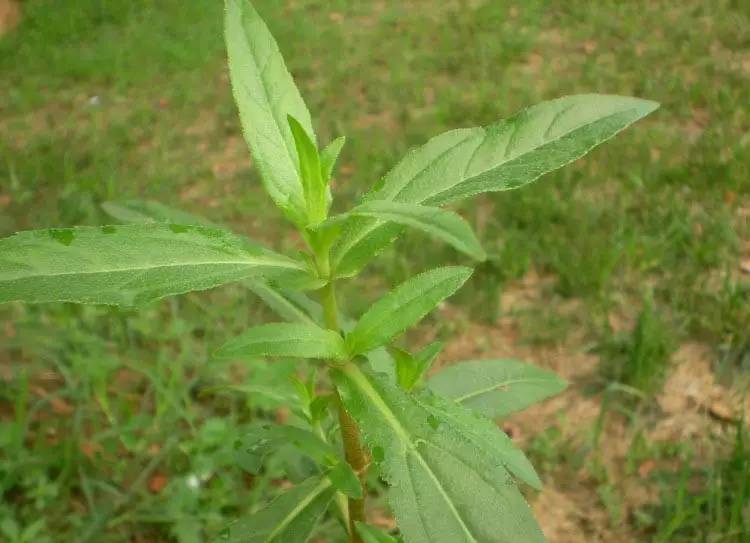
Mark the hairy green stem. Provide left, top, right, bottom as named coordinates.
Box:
left=320, top=279, right=367, bottom=543
left=321, top=280, right=340, bottom=332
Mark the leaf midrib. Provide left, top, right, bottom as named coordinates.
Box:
left=229, top=334, right=342, bottom=355
left=332, top=133, right=476, bottom=269
left=349, top=274, right=455, bottom=353
left=355, top=208, right=466, bottom=249
left=1, top=256, right=304, bottom=282
left=265, top=478, right=332, bottom=541
left=424, top=107, right=643, bottom=205
left=234, top=1, right=308, bottom=203
left=334, top=106, right=643, bottom=272
left=452, top=377, right=559, bottom=404
left=342, top=364, right=479, bottom=543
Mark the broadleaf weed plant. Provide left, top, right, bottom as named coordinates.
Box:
left=0, top=1, right=658, bottom=542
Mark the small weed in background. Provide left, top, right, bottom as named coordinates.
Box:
left=640, top=422, right=750, bottom=543
left=599, top=298, right=674, bottom=397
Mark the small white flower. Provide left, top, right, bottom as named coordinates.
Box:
left=186, top=474, right=201, bottom=489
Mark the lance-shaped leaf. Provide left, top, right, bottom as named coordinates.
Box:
left=346, top=267, right=472, bottom=355
left=225, top=0, right=315, bottom=223
left=428, top=359, right=567, bottom=419
left=101, top=200, right=216, bottom=226
left=390, top=341, right=443, bottom=391
left=101, top=201, right=325, bottom=316
left=288, top=115, right=327, bottom=224
left=223, top=475, right=335, bottom=543
left=0, top=224, right=311, bottom=306
left=418, top=391, right=542, bottom=490
left=240, top=282, right=398, bottom=380
left=322, top=201, right=485, bottom=261
left=215, top=323, right=347, bottom=360
left=333, top=363, right=546, bottom=543
left=355, top=522, right=402, bottom=543
left=245, top=279, right=323, bottom=326
left=332, top=94, right=659, bottom=277
left=236, top=423, right=361, bottom=498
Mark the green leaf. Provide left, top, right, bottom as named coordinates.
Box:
left=215, top=323, right=346, bottom=360
left=365, top=346, right=397, bottom=381
left=325, top=201, right=485, bottom=261
left=428, top=359, right=567, bottom=419
left=236, top=423, right=361, bottom=498
left=418, top=391, right=542, bottom=490
left=320, top=136, right=346, bottom=181
left=223, top=475, right=335, bottom=543
left=333, top=363, right=546, bottom=543
left=354, top=522, right=401, bottom=543
left=0, top=224, right=311, bottom=306
left=308, top=395, right=332, bottom=424
left=416, top=341, right=443, bottom=371
left=225, top=0, right=315, bottom=224
left=391, top=341, right=443, bottom=391
left=101, top=200, right=216, bottom=226
left=327, top=460, right=362, bottom=499
left=241, top=283, right=399, bottom=381
left=332, top=94, right=659, bottom=277
left=288, top=115, right=327, bottom=224
left=102, top=202, right=326, bottom=299
left=346, top=267, right=472, bottom=355
left=245, top=279, right=323, bottom=326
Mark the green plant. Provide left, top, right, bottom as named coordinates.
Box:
left=641, top=422, right=750, bottom=542
left=600, top=298, right=674, bottom=396
left=0, top=0, right=658, bottom=541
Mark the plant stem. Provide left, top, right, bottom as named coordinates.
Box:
left=320, top=279, right=367, bottom=543
left=321, top=280, right=339, bottom=332
left=336, top=392, right=368, bottom=543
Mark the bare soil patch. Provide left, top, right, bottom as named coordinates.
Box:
left=0, top=0, right=20, bottom=36
left=432, top=271, right=749, bottom=542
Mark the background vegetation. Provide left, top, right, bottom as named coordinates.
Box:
left=1, top=1, right=748, bottom=542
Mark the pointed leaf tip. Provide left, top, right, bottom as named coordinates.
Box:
left=332, top=94, right=660, bottom=277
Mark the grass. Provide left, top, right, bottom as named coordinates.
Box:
left=599, top=298, right=675, bottom=396
left=1, top=0, right=749, bottom=541
left=642, top=423, right=750, bottom=542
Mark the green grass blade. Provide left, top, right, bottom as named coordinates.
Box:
left=0, top=224, right=310, bottom=306
left=225, top=0, right=314, bottom=224
left=346, top=267, right=472, bottom=355
left=333, top=363, right=546, bottom=543
left=428, top=359, right=567, bottom=419
left=215, top=323, right=347, bottom=360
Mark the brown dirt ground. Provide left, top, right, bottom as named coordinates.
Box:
left=0, top=0, right=20, bottom=36
left=429, top=271, right=749, bottom=543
